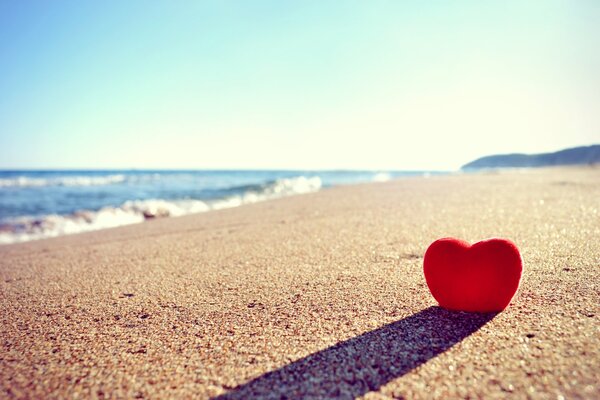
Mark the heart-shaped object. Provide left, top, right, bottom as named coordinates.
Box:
left=423, top=238, right=523, bottom=312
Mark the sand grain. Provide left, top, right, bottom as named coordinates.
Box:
left=1, top=167, right=599, bottom=399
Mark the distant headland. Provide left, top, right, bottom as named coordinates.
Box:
left=462, top=144, right=600, bottom=169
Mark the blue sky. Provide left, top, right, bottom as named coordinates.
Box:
left=0, top=1, right=598, bottom=170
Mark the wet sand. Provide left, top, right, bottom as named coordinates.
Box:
left=1, top=167, right=599, bottom=399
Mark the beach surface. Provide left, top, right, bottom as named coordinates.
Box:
left=1, top=167, right=599, bottom=399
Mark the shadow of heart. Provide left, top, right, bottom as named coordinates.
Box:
left=213, top=306, right=496, bottom=399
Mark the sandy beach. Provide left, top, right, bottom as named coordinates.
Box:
left=1, top=167, right=598, bottom=399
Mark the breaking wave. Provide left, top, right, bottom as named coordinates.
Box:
left=0, top=174, right=127, bottom=188
left=371, top=172, right=392, bottom=182
left=0, top=176, right=322, bottom=244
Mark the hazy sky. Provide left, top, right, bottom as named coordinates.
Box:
left=0, top=1, right=598, bottom=170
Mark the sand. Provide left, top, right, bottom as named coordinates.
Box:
left=1, top=167, right=599, bottom=399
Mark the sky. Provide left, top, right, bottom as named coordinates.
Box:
left=0, top=1, right=598, bottom=171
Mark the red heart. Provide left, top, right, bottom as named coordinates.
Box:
left=423, top=238, right=523, bottom=312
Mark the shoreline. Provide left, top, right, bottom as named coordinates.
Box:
left=5, top=165, right=595, bottom=246
left=0, top=170, right=444, bottom=247
left=1, top=166, right=598, bottom=398
left=0, top=170, right=435, bottom=246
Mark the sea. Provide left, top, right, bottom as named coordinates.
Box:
left=0, top=170, right=443, bottom=244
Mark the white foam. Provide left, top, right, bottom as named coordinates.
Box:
left=372, top=172, right=391, bottom=182
left=0, top=176, right=322, bottom=244
left=212, top=176, right=322, bottom=209
left=0, top=174, right=127, bottom=188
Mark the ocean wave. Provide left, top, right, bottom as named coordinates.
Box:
left=0, top=176, right=322, bottom=244
left=0, top=174, right=127, bottom=188
left=372, top=172, right=391, bottom=182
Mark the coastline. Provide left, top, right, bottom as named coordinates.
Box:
left=0, top=170, right=435, bottom=245
left=1, top=167, right=598, bottom=398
